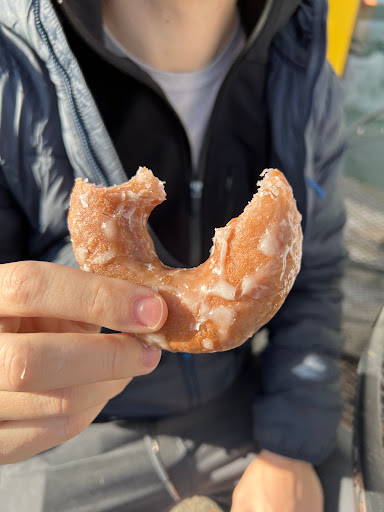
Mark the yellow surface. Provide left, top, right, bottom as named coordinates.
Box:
left=327, top=0, right=361, bottom=76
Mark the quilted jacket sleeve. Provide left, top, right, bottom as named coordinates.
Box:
left=0, top=26, right=76, bottom=268
left=252, top=63, right=347, bottom=465
left=0, top=168, right=28, bottom=264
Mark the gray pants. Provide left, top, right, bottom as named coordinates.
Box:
left=0, top=375, right=353, bottom=512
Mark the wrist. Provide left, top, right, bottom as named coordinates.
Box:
left=258, top=449, right=312, bottom=470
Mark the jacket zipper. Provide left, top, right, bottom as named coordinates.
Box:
left=179, top=352, right=201, bottom=408
left=33, top=0, right=111, bottom=187
left=182, top=0, right=276, bottom=406
left=190, top=0, right=276, bottom=266
left=183, top=0, right=275, bottom=407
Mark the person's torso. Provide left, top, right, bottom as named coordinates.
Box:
left=0, top=0, right=328, bottom=418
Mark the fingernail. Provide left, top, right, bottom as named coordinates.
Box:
left=133, top=295, right=164, bottom=329
left=142, top=344, right=162, bottom=368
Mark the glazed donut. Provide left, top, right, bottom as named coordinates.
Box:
left=68, top=167, right=303, bottom=353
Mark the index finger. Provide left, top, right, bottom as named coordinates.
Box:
left=0, top=261, right=167, bottom=333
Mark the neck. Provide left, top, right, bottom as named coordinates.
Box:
left=102, top=0, right=238, bottom=72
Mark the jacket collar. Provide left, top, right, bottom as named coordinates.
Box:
left=0, top=0, right=326, bottom=73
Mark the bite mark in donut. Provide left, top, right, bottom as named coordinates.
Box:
left=68, top=167, right=303, bottom=353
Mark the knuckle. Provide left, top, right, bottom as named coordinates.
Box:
left=109, top=337, right=121, bottom=376
left=87, top=282, right=111, bottom=321
left=47, top=388, right=78, bottom=417
left=0, top=261, right=44, bottom=311
left=61, top=414, right=84, bottom=441
left=104, top=335, right=130, bottom=379
left=60, top=407, right=98, bottom=442
left=0, top=338, right=32, bottom=391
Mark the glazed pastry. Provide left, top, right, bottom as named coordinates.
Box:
left=68, top=167, right=303, bottom=353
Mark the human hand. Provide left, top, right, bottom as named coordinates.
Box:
left=0, top=261, right=167, bottom=465
left=231, top=449, right=323, bottom=512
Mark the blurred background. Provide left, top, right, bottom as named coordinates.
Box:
left=325, top=2, right=384, bottom=509
left=328, top=0, right=384, bottom=359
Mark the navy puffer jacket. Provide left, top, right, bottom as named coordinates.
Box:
left=0, top=0, right=346, bottom=464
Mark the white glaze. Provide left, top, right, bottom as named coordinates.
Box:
left=76, top=245, right=89, bottom=264
left=126, top=190, right=139, bottom=200
left=269, top=183, right=281, bottom=197
left=202, top=338, right=214, bottom=351
left=102, top=218, right=116, bottom=242
left=196, top=302, right=235, bottom=339
left=142, top=334, right=169, bottom=350
left=209, top=305, right=235, bottom=337
left=79, top=193, right=89, bottom=208
left=121, top=208, right=136, bottom=220
left=258, top=229, right=279, bottom=257
left=205, top=279, right=237, bottom=300
left=241, top=274, right=269, bottom=298
left=91, top=248, right=116, bottom=266
left=211, top=226, right=232, bottom=276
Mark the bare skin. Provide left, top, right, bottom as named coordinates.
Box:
left=0, top=261, right=167, bottom=464
left=102, top=0, right=239, bottom=71
left=231, top=450, right=324, bottom=512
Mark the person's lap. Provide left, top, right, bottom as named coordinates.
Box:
left=0, top=370, right=354, bottom=512
left=0, top=373, right=256, bottom=512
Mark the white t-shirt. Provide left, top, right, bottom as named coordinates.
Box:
left=104, top=16, right=246, bottom=169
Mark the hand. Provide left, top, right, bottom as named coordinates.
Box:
left=231, top=449, right=323, bottom=512
left=0, top=261, right=167, bottom=465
